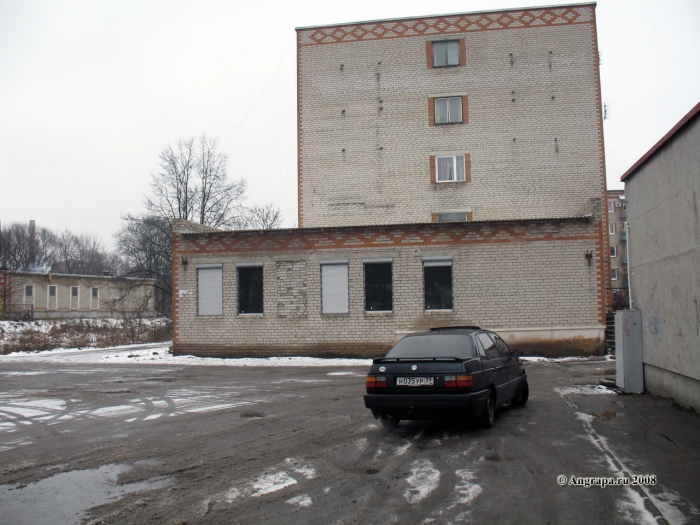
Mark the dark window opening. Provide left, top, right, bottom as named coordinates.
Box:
left=49, top=286, right=56, bottom=297
left=92, top=287, right=98, bottom=298
left=436, top=212, right=467, bottom=222
left=25, top=285, right=33, bottom=297
left=433, top=40, right=460, bottom=67
left=238, top=266, right=264, bottom=314
left=424, top=265, right=453, bottom=310
left=364, top=262, right=393, bottom=312
left=71, top=286, right=78, bottom=297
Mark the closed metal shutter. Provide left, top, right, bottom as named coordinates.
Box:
left=321, top=263, right=348, bottom=314
left=198, top=267, right=223, bottom=316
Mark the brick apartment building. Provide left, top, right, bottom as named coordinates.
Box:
left=172, top=3, right=609, bottom=358
left=606, top=189, right=628, bottom=310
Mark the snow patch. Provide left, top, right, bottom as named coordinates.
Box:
left=285, top=458, right=317, bottom=480
left=393, top=443, right=411, bottom=456
left=554, top=385, right=617, bottom=397
left=286, top=494, right=312, bottom=508
left=250, top=471, right=298, bottom=497
left=404, top=459, right=440, bottom=504
left=451, top=469, right=482, bottom=506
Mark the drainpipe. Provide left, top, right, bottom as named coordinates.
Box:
left=625, top=221, right=632, bottom=309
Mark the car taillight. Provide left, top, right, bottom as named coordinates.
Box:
left=366, top=375, right=387, bottom=388
left=444, top=375, right=473, bottom=388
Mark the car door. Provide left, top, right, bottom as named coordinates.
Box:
left=491, top=333, right=519, bottom=399
left=475, top=332, right=509, bottom=403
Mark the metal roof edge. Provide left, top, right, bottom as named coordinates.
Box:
left=621, top=100, right=700, bottom=183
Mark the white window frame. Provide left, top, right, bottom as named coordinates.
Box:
left=197, top=264, right=224, bottom=316
left=436, top=154, right=466, bottom=182
left=321, top=260, right=349, bottom=314
left=609, top=223, right=616, bottom=235
left=70, top=286, right=79, bottom=310
left=610, top=246, right=617, bottom=258
left=611, top=268, right=618, bottom=280
left=24, top=285, right=35, bottom=307
left=434, top=97, right=462, bottom=124
left=90, top=287, right=99, bottom=310
left=47, top=285, right=57, bottom=310
left=608, top=201, right=615, bottom=213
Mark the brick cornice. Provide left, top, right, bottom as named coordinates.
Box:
left=297, top=5, right=594, bottom=46
left=177, top=218, right=597, bottom=256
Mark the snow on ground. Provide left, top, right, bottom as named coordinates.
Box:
left=1, top=341, right=612, bottom=367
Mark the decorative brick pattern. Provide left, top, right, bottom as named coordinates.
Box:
left=299, top=7, right=593, bottom=46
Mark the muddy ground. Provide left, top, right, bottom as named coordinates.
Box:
left=1, top=351, right=699, bottom=524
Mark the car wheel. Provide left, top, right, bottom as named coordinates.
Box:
left=512, top=376, right=529, bottom=406
left=378, top=414, right=400, bottom=430
left=481, top=390, right=495, bottom=429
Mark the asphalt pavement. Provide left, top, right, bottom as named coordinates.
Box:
left=0, top=350, right=698, bottom=524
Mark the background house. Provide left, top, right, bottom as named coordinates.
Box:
left=172, top=4, right=609, bottom=359
left=3, top=271, right=156, bottom=320
left=621, top=101, right=700, bottom=412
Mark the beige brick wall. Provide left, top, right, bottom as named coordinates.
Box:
left=297, top=5, right=604, bottom=227
left=172, top=212, right=605, bottom=358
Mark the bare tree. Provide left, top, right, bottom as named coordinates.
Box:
left=196, top=135, right=247, bottom=228
left=115, top=216, right=173, bottom=315
left=117, top=134, right=282, bottom=315
left=146, top=134, right=247, bottom=229
left=238, top=203, right=284, bottom=230
left=0, top=222, right=56, bottom=270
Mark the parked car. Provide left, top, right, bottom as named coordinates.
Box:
left=364, top=327, right=528, bottom=429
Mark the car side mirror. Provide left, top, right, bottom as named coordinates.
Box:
left=513, top=349, right=524, bottom=357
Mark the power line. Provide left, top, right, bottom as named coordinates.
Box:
left=222, top=35, right=295, bottom=150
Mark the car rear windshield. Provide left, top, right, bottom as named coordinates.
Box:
left=386, top=334, right=475, bottom=359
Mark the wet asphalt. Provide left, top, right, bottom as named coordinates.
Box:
left=0, top=353, right=699, bottom=524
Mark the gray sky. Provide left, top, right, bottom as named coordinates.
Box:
left=1, top=0, right=699, bottom=248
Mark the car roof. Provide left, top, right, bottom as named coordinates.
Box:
left=406, top=327, right=484, bottom=336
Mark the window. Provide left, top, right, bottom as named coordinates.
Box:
left=197, top=265, right=223, bottom=316
left=91, top=287, right=98, bottom=298
left=364, top=261, right=392, bottom=312
left=47, top=285, right=57, bottom=310
left=25, top=285, right=33, bottom=297
left=321, top=261, right=349, bottom=314
left=611, top=268, right=618, bottom=280
left=609, top=223, right=616, bottom=235
left=237, top=264, right=264, bottom=314
left=432, top=40, right=460, bottom=67
left=491, top=335, right=513, bottom=359
left=476, top=333, right=500, bottom=360
left=433, top=211, right=469, bottom=222
left=91, top=287, right=99, bottom=310
left=610, top=246, right=617, bottom=257
left=435, top=97, right=462, bottom=124
left=71, top=286, right=78, bottom=297
left=423, top=258, right=453, bottom=310
left=436, top=155, right=466, bottom=182
left=608, top=201, right=615, bottom=213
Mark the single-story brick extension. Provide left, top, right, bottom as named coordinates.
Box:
left=171, top=204, right=606, bottom=358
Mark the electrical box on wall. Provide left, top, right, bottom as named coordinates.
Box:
left=615, top=310, right=643, bottom=393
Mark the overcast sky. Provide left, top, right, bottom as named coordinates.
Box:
left=1, top=0, right=698, bottom=248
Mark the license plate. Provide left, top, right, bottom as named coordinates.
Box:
left=396, top=377, right=434, bottom=386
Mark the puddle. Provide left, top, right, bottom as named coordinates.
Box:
left=0, top=464, right=173, bottom=525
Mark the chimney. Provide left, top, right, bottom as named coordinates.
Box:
left=28, top=220, right=36, bottom=270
